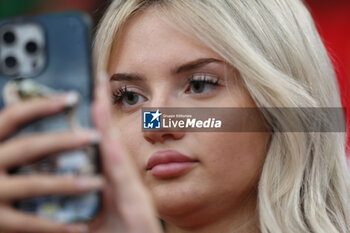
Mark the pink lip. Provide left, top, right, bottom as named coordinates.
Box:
left=146, top=150, right=198, bottom=178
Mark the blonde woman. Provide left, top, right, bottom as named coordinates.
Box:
left=0, top=0, right=349, bottom=233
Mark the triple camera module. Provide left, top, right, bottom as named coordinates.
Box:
left=0, top=23, right=46, bottom=77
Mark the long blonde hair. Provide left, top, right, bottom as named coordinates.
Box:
left=94, top=0, right=350, bottom=232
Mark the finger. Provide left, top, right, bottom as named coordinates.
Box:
left=0, top=175, right=104, bottom=201
left=95, top=72, right=162, bottom=232
left=92, top=72, right=117, bottom=176
left=95, top=77, right=148, bottom=206
left=0, top=92, right=79, bottom=141
left=88, top=186, right=123, bottom=232
left=102, top=135, right=162, bottom=233
left=0, top=204, right=89, bottom=233
left=92, top=72, right=112, bottom=131
left=0, top=130, right=99, bottom=170
left=99, top=119, right=162, bottom=231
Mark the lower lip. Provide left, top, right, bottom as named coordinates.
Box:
left=149, top=162, right=198, bottom=178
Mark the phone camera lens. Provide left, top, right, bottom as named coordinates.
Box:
left=25, top=41, right=38, bottom=54
left=4, top=56, right=17, bottom=68
left=2, top=31, right=16, bottom=44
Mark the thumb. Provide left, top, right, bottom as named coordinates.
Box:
left=93, top=72, right=162, bottom=233
left=92, top=72, right=111, bottom=131
left=101, top=130, right=163, bottom=233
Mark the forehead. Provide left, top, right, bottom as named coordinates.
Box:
left=108, top=7, right=222, bottom=73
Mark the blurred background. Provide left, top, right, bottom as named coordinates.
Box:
left=0, top=0, right=349, bottom=159
left=0, top=0, right=111, bottom=29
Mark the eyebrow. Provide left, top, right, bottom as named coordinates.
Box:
left=172, top=58, right=223, bottom=74
left=109, top=58, right=223, bottom=82
left=110, top=73, right=145, bottom=82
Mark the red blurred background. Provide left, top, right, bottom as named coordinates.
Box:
left=305, top=1, right=350, bottom=167
left=1, top=0, right=349, bottom=161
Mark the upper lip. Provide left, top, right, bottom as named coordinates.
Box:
left=146, top=150, right=198, bottom=170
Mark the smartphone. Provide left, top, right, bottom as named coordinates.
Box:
left=0, top=12, right=100, bottom=223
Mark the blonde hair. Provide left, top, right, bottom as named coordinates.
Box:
left=94, top=0, right=350, bottom=232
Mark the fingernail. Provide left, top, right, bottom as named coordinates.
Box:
left=89, top=130, right=101, bottom=144
left=76, top=176, right=104, bottom=191
left=65, top=91, right=80, bottom=107
left=73, top=130, right=101, bottom=147
left=97, top=71, right=109, bottom=84
left=66, top=224, right=89, bottom=233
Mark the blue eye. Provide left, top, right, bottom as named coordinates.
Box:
left=112, top=87, right=146, bottom=106
left=186, top=74, right=220, bottom=94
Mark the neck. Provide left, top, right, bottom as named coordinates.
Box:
left=162, top=193, right=260, bottom=233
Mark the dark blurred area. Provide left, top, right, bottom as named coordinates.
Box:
left=1, top=0, right=350, bottom=153
left=0, top=0, right=111, bottom=28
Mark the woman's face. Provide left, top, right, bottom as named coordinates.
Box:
left=107, top=8, right=269, bottom=227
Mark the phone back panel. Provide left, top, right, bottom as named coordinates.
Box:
left=0, top=11, right=93, bottom=126
left=0, top=12, right=100, bottom=223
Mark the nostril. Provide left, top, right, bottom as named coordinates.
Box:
left=144, top=136, right=155, bottom=144
left=161, top=133, right=176, bottom=140
left=143, top=131, right=185, bottom=144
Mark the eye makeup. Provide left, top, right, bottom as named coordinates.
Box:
left=110, top=72, right=223, bottom=108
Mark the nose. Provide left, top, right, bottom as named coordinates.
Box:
left=143, top=130, right=185, bottom=144
left=143, top=85, right=187, bottom=143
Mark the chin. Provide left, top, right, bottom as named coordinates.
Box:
left=156, top=198, right=204, bottom=229
left=156, top=194, right=214, bottom=230
left=150, top=180, right=206, bottom=220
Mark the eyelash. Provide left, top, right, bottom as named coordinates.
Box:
left=188, top=74, right=220, bottom=86
left=112, top=74, right=221, bottom=105
left=112, top=86, right=130, bottom=104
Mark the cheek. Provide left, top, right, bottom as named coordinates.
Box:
left=195, top=132, right=269, bottom=190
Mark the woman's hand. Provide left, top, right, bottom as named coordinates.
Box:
left=89, top=73, right=163, bottom=233
left=0, top=95, right=104, bottom=233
